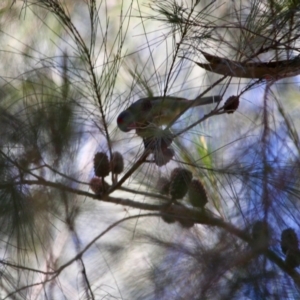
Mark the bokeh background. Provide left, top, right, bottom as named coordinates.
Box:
left=1, top=0, right=300, bottom=299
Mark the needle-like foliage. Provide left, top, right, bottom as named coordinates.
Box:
left=1, top=0, right=300, bottom=299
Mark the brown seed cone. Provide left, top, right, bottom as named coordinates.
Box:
left=188, top=179, right=208, bottom=208
left=251, top=221, right=270, bottom=249
left=161, top=205, right=177, bottom=224
left=281, top=228, right=299, bottom=255
left=89, top=177, right=109, bottom=195
left=154, top=148, right=175, bottom=167
left=285, top=249, right=300, bottom=269
left=170, top=167, right=191, bottom=180
left=94, top=152, right=110, bottom=177
left=156, top=177, right=171, bottom=195
left=224, top=95, right=239, bottom=114
left=111, top=152, right=124, bottom=174
left=169, top=168, right=193, bottom=200
left=177, top=217, right=194, bottom=228
left=161, top=214, right=177, bottom=224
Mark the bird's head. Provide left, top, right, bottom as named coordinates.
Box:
left=117, top=110, right=136, bottom=132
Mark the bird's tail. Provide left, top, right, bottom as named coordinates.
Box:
left=192, top=94, right=222, bottom=106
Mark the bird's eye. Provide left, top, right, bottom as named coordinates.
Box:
left=117, top=111, right=135, bottom=132
left=117, top=115, right=124, bottom=124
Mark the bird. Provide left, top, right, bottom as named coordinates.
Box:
left=117, top=94, right=221, bottom=133
left=194, top=51, right=300, bottom=79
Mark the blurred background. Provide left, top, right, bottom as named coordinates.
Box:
left=1, top=0, right=300, bottom=299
